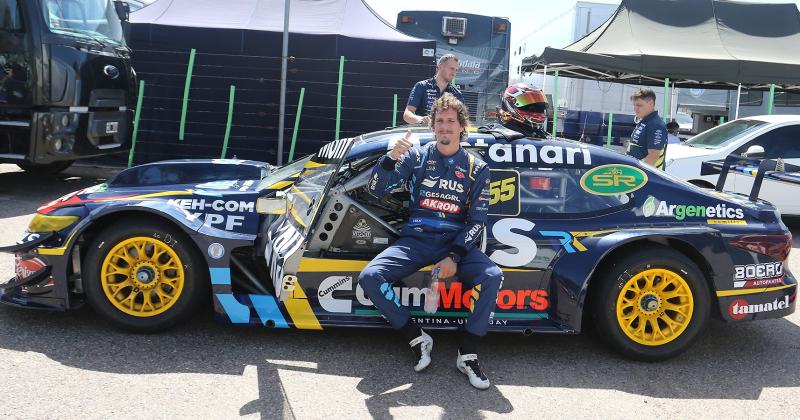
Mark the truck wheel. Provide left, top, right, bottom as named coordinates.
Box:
left=83, top=220, right=209, bottom=333
left=593, top=247, right=710, bottom=361
left=17, top=160, right=74, bottom=174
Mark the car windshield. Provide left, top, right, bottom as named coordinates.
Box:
left=285, top=160, right=339, bottom=234
left=255, top=155, right=312, bottom=191
left=684, top=119, right=768, bottom=149
left=40, top=0, right=125, bottom=46
left=675, top=113, right=692, bottom=125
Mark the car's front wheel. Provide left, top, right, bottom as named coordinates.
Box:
left=83, top=219, right=209, bottom=333
left=593, top=247, right=710, bottom=361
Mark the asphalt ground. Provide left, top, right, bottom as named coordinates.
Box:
left=0, top=163, right=798, bottom=419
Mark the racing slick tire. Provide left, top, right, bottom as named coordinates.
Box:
left=83, top=219, right=209, bottom=333
left=593, top=247, right=710, bottom=361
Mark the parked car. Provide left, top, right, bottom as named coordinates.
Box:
left=665, top=115, right=800, bottom=216
left=1, top=127, right=796, bottom=361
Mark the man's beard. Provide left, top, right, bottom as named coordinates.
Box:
left=437, top=134, right=454, bottom=145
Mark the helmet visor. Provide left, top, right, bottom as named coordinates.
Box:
left=512, top=90, right=547, bottom=108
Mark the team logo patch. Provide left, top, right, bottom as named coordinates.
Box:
left=419, top=198, right=461, bottom=213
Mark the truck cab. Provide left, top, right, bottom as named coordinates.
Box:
left=0, top=0, right=134, bottom=173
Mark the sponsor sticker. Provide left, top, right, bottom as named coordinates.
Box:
left=642, top=196, right=745, bottom=222
left=207, top=243, right=225, bottom=259
left=487, top=143, right=592, bottom=166
left=580, top=164, right=648, bottom=195
left=419, top=198, right=461, bottom=213
left=728, top=296, right=790, bottom=320
left=734, top=262, right=783, bottom=288
left=14, top=255, right=46, bottom=280
left=488, top=169, right=520, bottom=216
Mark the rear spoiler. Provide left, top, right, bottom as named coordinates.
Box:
left=701, top=154, right=800, bottom=201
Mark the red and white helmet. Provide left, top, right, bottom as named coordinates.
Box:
left=500, top=83, right=548, bottom=127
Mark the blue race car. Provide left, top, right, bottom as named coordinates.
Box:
left=1, top=127, right=796, bottom=361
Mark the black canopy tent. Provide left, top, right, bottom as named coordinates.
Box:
left=522, top=0, right=800, bottom=92
left=128, top=0, right=436, bottom=164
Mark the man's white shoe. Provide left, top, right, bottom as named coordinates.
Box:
left=409, top=330, right=433, bottom=372
left=456, top=350, right=490, bottom=389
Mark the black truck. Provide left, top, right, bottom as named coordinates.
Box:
left=0, top=0, right=135, bottom=173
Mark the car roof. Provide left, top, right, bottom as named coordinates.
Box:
left=741, top=114, right=800, bottom=124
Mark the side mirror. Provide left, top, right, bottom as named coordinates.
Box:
left=256, top=197, right=286, bottom=214
left=113, top=1, right=130, bottom=22
left=743, top=145, right=765, bottom=158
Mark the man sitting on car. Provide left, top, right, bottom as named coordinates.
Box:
left=359, top=93, right=502, bottom=390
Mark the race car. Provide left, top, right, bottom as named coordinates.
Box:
left=1, top=126, right=796, bottom=361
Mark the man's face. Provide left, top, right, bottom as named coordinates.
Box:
left=632, top=98, right=655, bottom=119
left=433, top=108, right=462, bottom=146
left=437, top=59, right=459, bottom=83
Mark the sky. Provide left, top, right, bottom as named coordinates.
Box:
left=365, top=0, right=800, bottom=56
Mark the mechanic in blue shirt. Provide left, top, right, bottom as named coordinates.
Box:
left=627, top=88, right=668, bottom=170
left=402, top=54, right=465, bottom=125
left=360, top=93, right=501, bottom=390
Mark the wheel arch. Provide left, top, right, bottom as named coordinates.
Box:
left=67, top=205, right=207, bottom=290
left=579, top=234, right=721, bottom=332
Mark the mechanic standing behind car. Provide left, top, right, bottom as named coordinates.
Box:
left=360, top=93, right=501, bottom=390
left=627, top=88, right=668, bottom=169
left=402, top=54, right=465, bottom=125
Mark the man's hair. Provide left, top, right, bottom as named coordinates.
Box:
left=630, top=88, right=657, bottom=103
left=429, top=93, right=470, bottom=140
left=666, top=121, right=680, bottom=132
left=438, top=54, right=458, bottom=66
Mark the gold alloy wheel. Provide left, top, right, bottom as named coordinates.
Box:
left=100, top=237, right=185, bottom=317
left=615, top=268, right=694, bottom=346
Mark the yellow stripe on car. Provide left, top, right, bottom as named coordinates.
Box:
left=283, top=280, right=322, bottom=330
left=716, top=284, right=794, bottom=297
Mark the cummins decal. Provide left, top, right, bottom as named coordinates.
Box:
left=487, top=143, right=591, bottom=165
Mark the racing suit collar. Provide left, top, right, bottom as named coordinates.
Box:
left=431, top=140, right=462, bottom=159
left=642, top=110, right=660, bottom=123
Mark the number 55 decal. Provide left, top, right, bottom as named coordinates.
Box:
left=489, top=169, right=520, bottom=216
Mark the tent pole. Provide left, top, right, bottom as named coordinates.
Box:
left=662, top=78, right=669, bottom=123
left=767, top=83, right=775, bottom=115
left=669, top=81, right=675, bottom=121
left=128, top=80, right=144, bottom=167
left=221, top=85, right=236, bottom=159
left=335, top=56, right=345, bottom=140
left=606, top=111, right=613, bottom=148
left=179, top=48, right=196, bottom=141
left=277, top=0, right=291, bottom=165
left=392, top=94, right=398, bottom=127
left=288, top=87, right=305, bottom=162
left=551, top=69, right=559, bottom=137
left=734, top=83, right=742, bottom=119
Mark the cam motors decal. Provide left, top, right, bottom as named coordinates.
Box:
left=168, top=198, right=255, bottom=230
left=317, top=275, right=548, bottom=314
left=641, top=196, right=745, bottom=224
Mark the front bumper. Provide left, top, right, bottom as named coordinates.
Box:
left=0, top=232, right=70, bottom=311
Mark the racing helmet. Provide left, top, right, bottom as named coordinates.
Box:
left=499, top=83, right=548, bottom=130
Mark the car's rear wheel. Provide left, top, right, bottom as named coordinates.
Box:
left=593, top=247, right=710, bottom=361
left=83, top=220, right=209, bottom=333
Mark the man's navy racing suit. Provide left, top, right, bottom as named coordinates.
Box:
left=358, top=141, right=503, bottom=336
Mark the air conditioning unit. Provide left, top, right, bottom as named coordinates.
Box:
left=442, top=16, right=467, bottom=38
